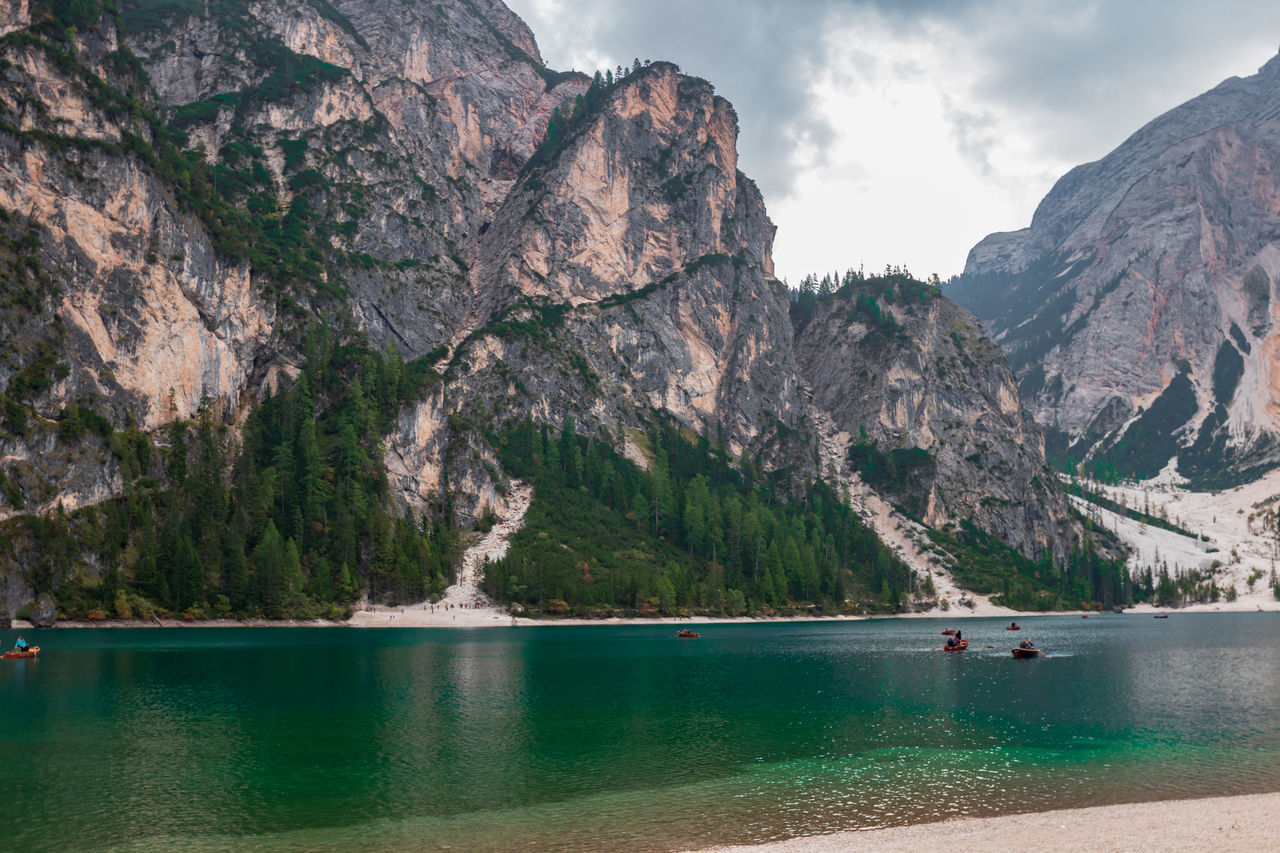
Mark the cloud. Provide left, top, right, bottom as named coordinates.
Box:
left=506, top=0, right=854, bottom=203
left=504, top=0, right=1280, bottom=280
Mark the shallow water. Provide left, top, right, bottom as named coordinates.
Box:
left=2, top=614, right=1277, bottom=851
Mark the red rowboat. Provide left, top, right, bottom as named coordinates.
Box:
left=940, top=629, right=955, bottom=635
left=676, top=630, right=699, bottom=638
left=1011, top=647, right=1039, bottom=659
left=3, top=646, right=39, bottom=660
left=943, top=640, right=968, bottom=652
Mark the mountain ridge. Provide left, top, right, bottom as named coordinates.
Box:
left=953, top=46, right=1280, bottom=487
left=0, top=0, right=1092, bottom=620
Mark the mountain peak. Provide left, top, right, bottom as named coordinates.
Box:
left=954, top=47, right=1280, bottom=487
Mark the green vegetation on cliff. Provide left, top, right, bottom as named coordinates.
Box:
left=3, top=335, right=457, bottom=621
left=485, top=418, right=917, bottom=616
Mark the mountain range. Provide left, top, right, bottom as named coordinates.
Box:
left=0, top=0, right=1112, bottom=621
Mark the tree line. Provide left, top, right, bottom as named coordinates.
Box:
left=31, top=333, right=459, bottom=622
left=484, top=417, right=918, bottom=616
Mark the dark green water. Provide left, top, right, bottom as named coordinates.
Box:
left=2, top=614, right=1278, bottom=852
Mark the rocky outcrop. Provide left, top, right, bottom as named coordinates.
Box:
left=953, top=50, right=1280, bottom=485
left=30, top=592, right=56, bottom=627
left=389, top=64, right=804, bottom=519
left=0, top=0, right=27, bottom=38
left=795, top=283, right=1070, bottom=558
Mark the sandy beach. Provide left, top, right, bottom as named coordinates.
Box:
left=692, top=792, right=1280, bottom=852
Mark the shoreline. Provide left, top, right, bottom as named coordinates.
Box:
left=10, top=600, right=1277, bottom=629
left=690, top=791, right=1280, bottom=853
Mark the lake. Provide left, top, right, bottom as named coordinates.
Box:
left=2, top=614, right=1278, bottom=851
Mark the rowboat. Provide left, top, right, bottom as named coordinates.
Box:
left=675, top=630, right=699, bottom=638
left=1005, top=624, right=1021, bottom=631
left=3, top=646, right=39, bottom=660
left=943, top=640, right=968, bottom=652
left=940, top=629, right=955, bottom=635
left=1153, top=614, right=1169, bottom=619
left=1011, top=647, right=1039, bottom=659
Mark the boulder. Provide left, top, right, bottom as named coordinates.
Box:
left=30, top=593, right=57, bottom=627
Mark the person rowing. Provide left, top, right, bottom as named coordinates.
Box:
left=14, top=635, right=28, bottom=652
left=1019, top=638, right=1034, bottom=650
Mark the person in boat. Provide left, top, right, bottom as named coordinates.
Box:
left=954, top=629, right=963, bottom=642
left=946, top=635, right=959, bottom=648
left=1019, top=638, right=1034, bottom=649
left=1009, top=621, right=1020, bottom=630
left=14, top=635, right=28, bottom=652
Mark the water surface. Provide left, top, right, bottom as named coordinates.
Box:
left=2, top=614, right=1277, bottom=851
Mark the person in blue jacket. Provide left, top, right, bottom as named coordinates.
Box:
left=14, top=635, right=28, bottom=652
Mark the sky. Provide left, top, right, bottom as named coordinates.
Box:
left=503, top=0, right=1280, bottom=285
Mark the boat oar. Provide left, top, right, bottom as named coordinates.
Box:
left=1037, top=649, right=1051, bottom=659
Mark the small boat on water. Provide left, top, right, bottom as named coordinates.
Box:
left=942, top=640, right=968, bottom=652
left=1011, top=647, right=1039, bottom=659
left=675, top=629, right=699, bottom=638
left=3, top=646, right=39, bottom=660
left=1006, top=624, right=1021, bottom=631
left=1154, top=614, right=1169, bottom=619
left=940, top=628, right=956, bottom=635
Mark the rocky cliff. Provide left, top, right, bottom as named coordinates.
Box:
left=953, top=50, right=1280, bottom=486
left=795, top=279, right=1070, bottom=559
left=0, top=0, right=1068, bottom=615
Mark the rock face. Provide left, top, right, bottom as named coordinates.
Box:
left=30, top=592, right=56, bottom=627
left=953, top=50, right=1280, bottom=485
left=386, top=63, right=803, bottom=518
left=0, top=0, right=1063, bottom=600
left=795, top=283, right=1070, bottom=559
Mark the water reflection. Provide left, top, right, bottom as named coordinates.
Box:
left=2, top=616, right=1278, bottom=852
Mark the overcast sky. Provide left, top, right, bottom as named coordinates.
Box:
left=504, top=0, right=1280, bottom=285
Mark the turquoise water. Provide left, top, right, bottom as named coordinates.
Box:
left=2, top=614, right=1277, bottom=851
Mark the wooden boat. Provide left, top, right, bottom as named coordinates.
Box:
left=943, top=640, right=968, bottom=652
left=1011, top=647, right=1039, bottom=659
left=940, top=628, right=956, bottom=635
left=3, top=646, right=39, bottom=660
left=675, top=630, right=699, bottom=638
left=1153, top=614, right=1169, bottom=619
left=1005, top=624, right=1021, bottom=631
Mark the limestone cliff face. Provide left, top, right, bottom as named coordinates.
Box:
left=0, top=1, right=801, bottom=525
left=795, top=286, right=1069, bottom=558
left=954, top=51, right=1280, bottom=484
left=388, top=64, right=804, bottom=518
left=127, top=0, right=587, bottom=360
left=0, top=18, right=278, bottom=433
